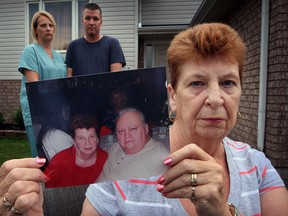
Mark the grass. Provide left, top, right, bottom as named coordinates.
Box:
left=0, top=138, right=32, bottom=165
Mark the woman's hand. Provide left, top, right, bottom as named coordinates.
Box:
left=157, top=144, right=230, bottom=216
left=0, top=158, right=47, bottom=216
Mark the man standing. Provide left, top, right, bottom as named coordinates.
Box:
left=66, top=3, right=126, bottom=76
left=97, top=108, right=169, bottom=182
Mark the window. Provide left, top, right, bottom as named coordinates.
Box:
left=28, top=3, right=39, bottom=44
left=45, top=2, right=72, bottom=50
left=145, top=44, right=153, bottom=68
left=144, top=42, right=169, bottom=68
left=78, top=1, right=88, bottom=38
left=27, top=0, right=89, bottom=51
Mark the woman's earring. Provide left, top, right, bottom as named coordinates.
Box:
left=169, top=110, right=176, bottom=123
left=237, top=111, right=242, bottom=118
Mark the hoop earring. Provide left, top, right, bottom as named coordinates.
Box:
left=169, top=110, right=176, bottom=123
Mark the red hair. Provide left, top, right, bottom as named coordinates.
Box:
left=167, top=23, right=246, bottom=89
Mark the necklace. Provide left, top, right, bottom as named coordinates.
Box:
left=76, top=156, right=96, bottom=163
left=76, top=152, right=97, bottom=163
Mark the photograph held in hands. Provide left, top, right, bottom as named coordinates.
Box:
left=26, top=67, right=170, bottom=188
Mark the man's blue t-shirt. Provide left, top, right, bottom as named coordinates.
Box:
left=65, top=36, right=126, bottom=76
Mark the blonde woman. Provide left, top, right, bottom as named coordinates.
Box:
left=18, top=11, right=67, bottom=156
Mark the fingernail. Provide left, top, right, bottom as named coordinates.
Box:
left=36, top=157, right=46, bottom=164
left=163, top=157, right=172, bottom=165
left=156, top=184, right=164, bottom=192
left=157, top=175, right=165, bottom=184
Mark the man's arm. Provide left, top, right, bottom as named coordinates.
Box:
left=110, top=62, right=123, bottom=72
left=67, top=67, right=73, bottom=77
left=81, top=198, right=101, bottom=216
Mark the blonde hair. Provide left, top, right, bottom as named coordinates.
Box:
left=167, top=23, right=246, bottom=89
left=31, top=10, right=56, bottom=42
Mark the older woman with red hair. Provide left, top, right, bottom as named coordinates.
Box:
left=81, top=23, right=288, bottom=216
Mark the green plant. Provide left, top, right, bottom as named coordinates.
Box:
left=11, top=108, right=24, bottom=129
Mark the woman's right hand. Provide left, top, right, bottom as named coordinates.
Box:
left=0, top=158, right=47, bottom=216
left=157, top=144, right=229, bottom=216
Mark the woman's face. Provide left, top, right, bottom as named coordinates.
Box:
left=35, top=15, right=55, bottom=44
left=168, top=58, right=241, bottom=141
left=74, top=128, right=98, bottom=155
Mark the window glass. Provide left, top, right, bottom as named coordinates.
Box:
left=145, top=44, right=153, bottom=68
left=78, top=0, right=89, bottom=38
left=28, top=3, right=39, bottom=44
left=45, top=2, right=72, bottom=50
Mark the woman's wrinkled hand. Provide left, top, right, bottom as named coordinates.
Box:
left=157, top=144, right=229, bottom=216
left=0, top=158, right=47, bottom=216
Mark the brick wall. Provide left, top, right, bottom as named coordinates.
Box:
left=266, top=0, right=288, bottom=183
left=0, top=80, right=21, bottom=124
left=228, top=0, right=288, bottom=185
left=228, top=0, right=261, bottom=147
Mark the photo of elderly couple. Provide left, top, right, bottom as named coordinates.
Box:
left=25, top=66, right=170, bottom=188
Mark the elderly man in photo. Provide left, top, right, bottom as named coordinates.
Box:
left=97, top=108, right=169, bottom=182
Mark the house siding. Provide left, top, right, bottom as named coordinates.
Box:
left=227, top=0, right=288, bottom=185
left=0, top=0, right=25, bottom=80
left=0, top=0, right=24, bottom=123
left=95, top=0, right=137, bottom=70
left=141, top=0, right=202, bottom=26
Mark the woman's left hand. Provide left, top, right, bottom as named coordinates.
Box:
left=0, top=158, right=46, bottom=216
left=157, top=144, right=229, bottom=216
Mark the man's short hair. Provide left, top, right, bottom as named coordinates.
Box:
left=116, top=108, right=146, bottom=125
left=83, top=3, right=102, bottom=18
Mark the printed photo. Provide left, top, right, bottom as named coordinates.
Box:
left=26, top=67, right=170, bottom=188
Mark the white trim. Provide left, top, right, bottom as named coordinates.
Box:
left=126, top=200, right=172, bottom=208
left=241, top=190, right=259, bottom=197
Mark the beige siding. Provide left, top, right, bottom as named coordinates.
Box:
left=141, top=0, right=202, bottom=26
left=94, top=0, right=138, bottom=70
left=0, top=0, right=25, bottom=80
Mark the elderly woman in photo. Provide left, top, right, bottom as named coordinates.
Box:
left=44, top=114, right=108, bottom=188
